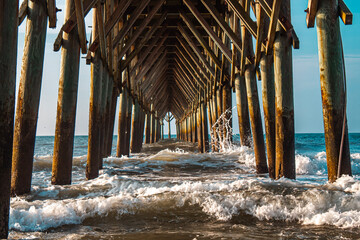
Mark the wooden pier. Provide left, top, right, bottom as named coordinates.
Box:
left=0, top=0, right=354, bottom=238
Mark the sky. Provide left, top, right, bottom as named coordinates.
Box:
left=15, top=0, right=360, bottom=136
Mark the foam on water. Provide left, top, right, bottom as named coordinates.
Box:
left=8, top=134, right=360, bottom=236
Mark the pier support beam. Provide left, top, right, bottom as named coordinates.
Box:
left=11, top=0, right=48, bottom=195
left=202, top=102, right=210, bottom=152
left=52, top=0, right=81, bottom=185
left=124, top=93, right=132, bottom=155
left=316, top=0, right=351, bottom=182
left=130, top=99, right=142, bottom=153
left=261, top=53, right=276, bottom=179
left=197, top=106, right=203, bottom=152
left=145, top=112, right=151, bottom=143
left=274, top=0, right=295, bottom=179
left=87, top=9, right=102, bottom=180
left=235, top=74, right=251, bottom=147
left=116, top=87, right=128, bottom=157
left=0, top=0, right=18, bottom=237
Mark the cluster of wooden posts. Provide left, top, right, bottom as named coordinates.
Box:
left=0, top=0, right=354, bottom=238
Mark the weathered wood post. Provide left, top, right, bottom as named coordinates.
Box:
left=202, top=102, right=210, bottom=152
left=274, top=0, right=295, bottom=179
left=11, top=0, right=48, bottom=195
left=168, top=118, right=171, bottom=139
left=234, top=74, right=252, bottom=147
left=255, top=3, right=276, bottom=179
left=197, top=105, right=204, bottom=152
left=87, top=8, right=102, bottom=180
left=52, top=0, right=81, bottom=185
left=161, top=119, right=164, bottom=140
left=99, top=68, right=109, bottom=163
left=211, top=94, right=219, bottom=151
left=261, top=53, right=276, bottom=178
left=124, top=93, right=133, bottom=155
left=130, top=99, right=142, bottom=153
left=150, top=104, right=155, bottom=143
left=316, top=0, right=351, bottom=182
left=0, top=0, right=18, bottom=237
left=239, top=0, right=268, bottom=174
left=116, top=86, right=128, bottom=157
left=145, top=112, right=151, bottom=143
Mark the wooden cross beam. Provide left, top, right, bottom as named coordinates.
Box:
left=74, top=0, right=87, bottom=54
left=177, top=24, right=215, bottom=76
left=183, top=0, right=232, bottom=62
left=131, top=31, right=169, bottom=78
left=89, top=0, right=134, bottom=52
left=176, top=35, right=211, bottom=83
left=257, top=0, right=299, bottom=49
left=179, top=8, right=222, bottom=68
left=121, top=24, right=167, bottom=72
left=266, top=0, right=282, bottom=54
left=96, top=2, right=107, bottom=61
left=225, top=0, right=257, bottom=37
left=111, top=0, right=149, bottom=51
left=116, top=1, right=166, bottom=61
left=18, top=0, right=28, bottom=26
left=53, top=0, right=96, bottom=51
left=47, top=0, right=57, bottom=28
left=176, top=45, right=208, bottom=86
left=339, top=0, right=352, bottom=25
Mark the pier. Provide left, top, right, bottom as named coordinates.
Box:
left=0, top=0, right=354, bottom=238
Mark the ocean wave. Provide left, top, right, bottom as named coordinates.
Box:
left=9, top=175, right=360, bottom=231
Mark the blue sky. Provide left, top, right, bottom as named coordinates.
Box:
left=16, top=1, right=360, bottom=135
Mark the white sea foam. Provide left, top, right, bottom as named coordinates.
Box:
left=10, top=173, right=360, bottom=231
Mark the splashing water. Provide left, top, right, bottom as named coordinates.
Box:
left=210, top=107, right=240, bottom=152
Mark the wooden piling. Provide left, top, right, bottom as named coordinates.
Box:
left=274, top=0, right=295, bottom=179
left=261, top=53, right=276, bottom=179
left=202, top=102, right=210, bottom=152
left=87, top=8, right=102, bottom=180
left=234, top=74, right=252, bottom=147
left=11, top=0, right=48, bottom=195
left=0, top=0, right=18, bottom=237
left=99, top=68, right=109, bottom=167
left=130, top=99, right=142, bottom=153
left=116, top=87, right=128, bottom=157
left=52, top=0, right=81, bottom=185
left=316, top=0, right=351, bottom=182
left=150, top=104, right=155, bottom=143
left=124, top=93, right=133, bottom=155
left=145, top=112, right=151, bottom=143
left=197, top=106, right=203, bottom=152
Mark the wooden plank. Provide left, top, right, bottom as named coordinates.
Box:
left=47, top=0, right=57, bottom=28
left=96, top=2, right=107, bottom=61
left=89, top=0, right=133, bottom=52
left=74, top=0, right=87, bottom=54
left=266, top=0, right=282, bottom=55
left=179, top=8, right=222, bottom=68
left=183, top=0, right=232, bottom=62
left=225, top=0, right=257, bottom=37
left=177, top=24, right=215, bottom=77
left=339, top=0, right=352, bottom=25
left=18, top=0, right=28, bottom=26
left=116, top=0, right=166, bottom=59
left=306, top=0, right=319, bottom=28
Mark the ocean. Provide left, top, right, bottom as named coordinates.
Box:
left=8, top=133, right=360, bottom=239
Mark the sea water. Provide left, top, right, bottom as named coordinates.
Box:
left=8, top=134, right=360, bottom=239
